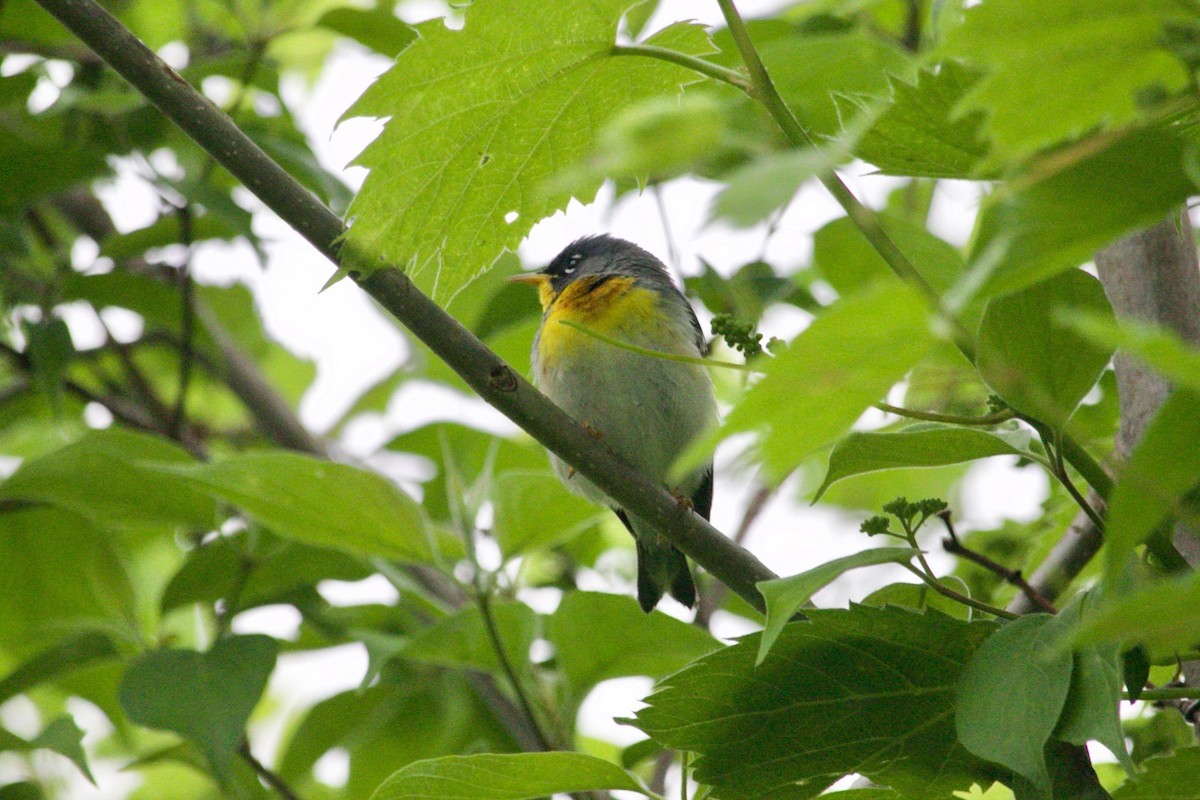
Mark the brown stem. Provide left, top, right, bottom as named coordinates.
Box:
left=938, top=511, right=1057, bottom=614
left=237, top=739, right=301, bottom=800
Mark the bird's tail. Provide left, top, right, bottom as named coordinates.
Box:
left=634, top=530, right=696, bottom=613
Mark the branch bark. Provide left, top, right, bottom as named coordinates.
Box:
left=32, top=0, right=776, bottom=612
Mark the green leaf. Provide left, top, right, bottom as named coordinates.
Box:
left=816, top=425, right=1037, bottom=500
left=856, top=61, right=990, bottom=179
left=368, top=752, right=650, bottom=800
left=492, top=471, right=604, bottom=558
left=0, top=717, right=94, bottom=783
left=976, top=270, right=1114, bottom=428
left=1054, top=596, right=1135, bottom=776
left=811, top=213, right=965, bottom=298
left=711, top=148, right=831, bottom=228
left=400, top=601, right=538, bottom=674
left=0, top=508, right=138, bottom=650
left=1061, top=311, right=1200, bottom=392
left=680, top=282, right=935, bottom=481
left=1113, top=749, right=1200, bottom=799
left=23, top=316, right=73, bottom=409
left=0, top=631, right=119, bottom=704
left=316, top=6, right=416, bottom=56
left=755, top=548, right=920, bottom=664
left=548, top=591, right=720, bottom=704
left=957, top=128, right=1196, bottom=303
left=939, top=0, right=1193, bottom=163
left=99, top=214, right=245, bottom=260
left=118, top=635, right=277, bottom=781
left=636, top=606, right=1001, bottom=799
left=1071, top=571, right=1200, bottom=657
left=0, top=429, right=215, bottom=529
left=343, top=0, right=713, bottom=304
left=156, top=452, right=431, bottom=562
left=956, top=614, right=1074, bottom=794
left=861, top=578, right=974, bottom=620
left=1103, top=389, right=1200, bottom=577
left=761, top=30, right=913, bottom=140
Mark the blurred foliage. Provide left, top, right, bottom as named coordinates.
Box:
left=2, top=0, right=1200, bottom=798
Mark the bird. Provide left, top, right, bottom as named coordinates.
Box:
left=509, top=235, right=718, bottom=612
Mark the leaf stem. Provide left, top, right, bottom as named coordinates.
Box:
left=937, top=510, right=1057, bottom=613
left=610, top=44, right=752, bottom=93
left=873, top=402, right=1016, bottom=427
left=558, top=320, right=755, bottom=371
left=901, top=562, right=1018, bottom=620
left=1125, top=687, right=1198, bottom=702
left=237, top=740, right=301, bottom=800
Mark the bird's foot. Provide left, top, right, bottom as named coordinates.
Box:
left=581, top=420, right=605, bottom=440
left=670, top=489, right=694, bottom=511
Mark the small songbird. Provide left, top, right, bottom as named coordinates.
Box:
left=510, top=235, right=718, bottom=612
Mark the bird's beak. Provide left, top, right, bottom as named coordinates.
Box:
left=507, top=272, right=549, bottom=286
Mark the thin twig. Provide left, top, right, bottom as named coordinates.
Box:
left=237, top=739, right=301, bottom=800
left=938, top=510, right=1057, bottom=614
left=900, top=562, right=1018, bottom=620
left=694, top=484, right=774, bottom=628
left=171, top=202, right=197, bottom=438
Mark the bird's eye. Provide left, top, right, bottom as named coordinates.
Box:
left=563, top=253, right=582, bottom=274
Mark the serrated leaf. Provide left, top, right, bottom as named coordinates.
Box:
left=118, top=635, right=277, bottom=781
left=678, top=282, right=935, bottom=482
left=368, top=752, right=650, bottom=800
left=1113, top=749, right=1200, bottom=799
left=939, top=0, right=1193, bottom=163
left=1103, top=389, right=1200, bottom=578
left=636, top=606, right=1001, bottom=799
left=816, top=425, right=1037, bottom=500
left=956, top=614, right=1074, bottom=794
left=976, top=270, right=1114, bottom=428
left=343, top=0, right=713, bottom=305
left=856, top=61, right=990, bottom=178
left=154, top=452, right=431, bottom=562
left=548, top=591, right=720, bottom=705
left=956, top=128, right=1196, bottom=303
left=756, top=548, right=920, bottom=664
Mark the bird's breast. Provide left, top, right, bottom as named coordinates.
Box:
left=536, top=276, right=661, bottom=370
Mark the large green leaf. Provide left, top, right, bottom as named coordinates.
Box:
left=369, top=753, right=650, bottom=800
left=956, top=614, right=1074, bottom=795
left=1113, top=749, right=1200, bottom=799
left=1071, top=571, right=1200, bottom=656
left=400, top=601, right=538, bottom=674
left=976, top=270, right=1115, bottom=428
left=1062, top=311, right=1200, bottom=392
left=492, top=471, right=604, bottom=558
left=635, top=606, right=1001, bottom=799
left=815, top=425, right=1038, bottom=500
left=680, top=282, right=935, bottom=481
left=118, top=635, right=277, bottom=781
left=342, top=0, right=713, bottom=305
left=0, top=508, right=138, bottom=650
left=856, top=61, right=990, bottom=179
left=811, top=213, right=964, bottom=299
left=957, top=128, right=1196, bottom=303
left=756, top=548, right=921, bottom=664
left=939, top=0, right=1193, bottom=162
left=0, top=429, right=215, bottom=529
left=1103, top=389, right=1200, bottom=577
left=548, top=591, right=720, bottom=704
left=155, top=452, right=431, bottom=562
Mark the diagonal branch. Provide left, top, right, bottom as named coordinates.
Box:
left=33, top=0, right=776, bottom=613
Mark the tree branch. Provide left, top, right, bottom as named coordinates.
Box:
left=33, top=0, right=776, bottom=612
